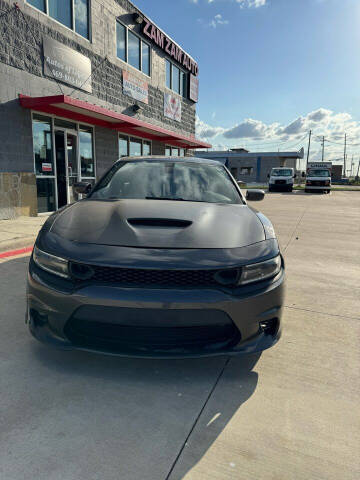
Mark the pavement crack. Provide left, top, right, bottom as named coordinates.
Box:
left=164, top=356, right=231, bottom=480
left=285, top=305, right=360, bottom=321
left=283, top=205, right=309, bottom=253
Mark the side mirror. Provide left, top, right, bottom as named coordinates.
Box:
left=302, top=172, right=306, bottom=178
left=293, top=174, right=297, bottom=179
left=246, top=189, right=265, bottom=202
left=267, top=174, right=270, bottom=178
left=73, top=182, right=92, bottom=195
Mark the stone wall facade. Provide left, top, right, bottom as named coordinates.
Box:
left=0, top=172, right=37, bottom=219
left=0, top=0, right=199, bottom=215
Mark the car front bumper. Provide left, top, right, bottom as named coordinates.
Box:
left=27, top=261, right=285, bottom=358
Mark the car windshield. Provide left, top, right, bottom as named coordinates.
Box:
left=271, top=169, right=293, bottom=176
left=308, top=169, right=330, bottom=177
left=90, top=160, right=242, bottom=204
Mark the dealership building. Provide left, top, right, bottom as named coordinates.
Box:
left=195, top=148, right=305, bottom=183
left=0, top=0, right=210, bottom=219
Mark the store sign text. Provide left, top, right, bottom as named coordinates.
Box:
left=43, top=37, right=92, bottom=93
left=143, top=20, right=198, bottom=76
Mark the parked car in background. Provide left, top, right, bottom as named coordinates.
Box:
left=304, top=162, right=332, bottom=193
left=268, top=167, right=296, bottom=192
left=27, top=157, right=285, bottom=358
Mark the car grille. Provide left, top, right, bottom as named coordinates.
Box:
left=275, top=180, right=286, bottom=185
left=64, top=307, right=240, bottom=353
left=307, top=181, right=325, bottom=186
left=70, top=264, right=241, bottom=289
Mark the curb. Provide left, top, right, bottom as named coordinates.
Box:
left=0, top=245, right=34, bottom=259
left=0, top=236, right=36, bottom=255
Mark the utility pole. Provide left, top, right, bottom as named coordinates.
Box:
left=343, top=134, right=347, bottom=177
left=356, top=159, right=360, bottom=180
left=306, top=130, right=312, bottom=169
left=321, top=136, right=325, bottom=162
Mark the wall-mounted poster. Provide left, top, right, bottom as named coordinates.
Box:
left=43, top=37, right=92, bottom=93
left=123, top=71, right=149, bottom=104
left=164, top=93, right=181, bottom=122
left=189, top=74, right=199, bottom=103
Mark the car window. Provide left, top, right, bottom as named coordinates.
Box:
left=90, top=161, right=242, bottom=204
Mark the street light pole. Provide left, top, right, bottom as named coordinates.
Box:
left=321, top=136, right=325, bottom=162
left=306, top=130, right=312, bottom=169
left=343, top=134, right=347, bottom=177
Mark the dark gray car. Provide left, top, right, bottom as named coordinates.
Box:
left=27, top=157, right=285, bottom=358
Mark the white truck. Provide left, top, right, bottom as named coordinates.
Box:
left=304, top=162, right=332, bottom=194
left=268, top=167, right=296, bottom=192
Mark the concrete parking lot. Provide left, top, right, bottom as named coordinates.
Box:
left=0, top=191, right=359, bottom=480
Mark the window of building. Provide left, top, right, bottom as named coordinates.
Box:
left=49, top=0, right=72, bottom=29
left=128, top=31, right=140, bottom=71
left=142, top=43, right=150, bottom=76
left=118, top=135, right=152, bottom=157
left=165, top=146, right=186, bottom=157
left=27, top=0, right=91, bottom=40
left=28, top=0, right=45, bottom=12
left=166, top=60, right=187, bottom=98
left=116, top=21, right=151, bottom=76
left=240, top=167, right=254, bottom=175
left=75, top=0, right=90, bottom=39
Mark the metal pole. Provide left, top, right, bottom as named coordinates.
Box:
left=322, top=136, right=325, bottom=161
left=306, top=130, right=312, bottom=169
left=356, top=160, right=360, bottom=180
left=343, top=134, right=347, bottom=177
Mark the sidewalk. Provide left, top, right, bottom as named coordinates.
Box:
left=0, top=216, right=49, bottom=253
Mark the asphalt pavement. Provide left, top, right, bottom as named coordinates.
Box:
left=0, top=191, right=359, bottom=480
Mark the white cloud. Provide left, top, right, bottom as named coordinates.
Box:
left=196, top=108, right=360, bottom=162
left=208, top=13, right=229, bottom=27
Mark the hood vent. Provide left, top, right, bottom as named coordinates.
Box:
left=128, top=218, right=192, bottom=228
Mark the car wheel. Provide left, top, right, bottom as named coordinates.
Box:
left=305, top=188, right=310, bottom=193
left=288, top=186, right=293, bottom=192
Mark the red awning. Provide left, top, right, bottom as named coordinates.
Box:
left=19, top=94, right=211, bottom=149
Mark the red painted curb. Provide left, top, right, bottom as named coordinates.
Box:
left=0, top=246, right=33, bottom=259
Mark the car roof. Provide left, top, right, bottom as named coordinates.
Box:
left=115, top=156, right=223, bottom=167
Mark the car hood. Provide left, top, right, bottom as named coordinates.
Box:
left=49, top=199, right=266, bottom=249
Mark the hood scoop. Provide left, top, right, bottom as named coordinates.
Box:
left=127, top=218, right=192, bottom=228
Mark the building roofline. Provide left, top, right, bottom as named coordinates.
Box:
left=196, top=148, right=304, bottom=159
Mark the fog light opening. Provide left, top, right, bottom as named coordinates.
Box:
left=259, top=318, right=279, bottom=336
left=30, top=309, right=48, bottom=327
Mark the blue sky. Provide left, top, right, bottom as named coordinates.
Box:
left=135, top=0, right=360, bottom=166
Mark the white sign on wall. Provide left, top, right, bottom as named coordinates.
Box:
left=123, top=71, right=149, bottom=104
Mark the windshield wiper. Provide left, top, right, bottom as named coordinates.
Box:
left=146, top=196, right=206, bottom=203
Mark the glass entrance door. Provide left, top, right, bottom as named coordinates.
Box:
left=66, top=133, right=79, bottom=204
left=54, top=130, right=79, bottom=209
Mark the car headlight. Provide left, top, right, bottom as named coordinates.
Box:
left=238, top=255, right=282, bottom=285
left=33, top=246, right=70, bottom=279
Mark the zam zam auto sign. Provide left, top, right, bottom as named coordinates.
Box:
left=143, top=19, right=198, bottom=76
left=43, top=37, right=92, bottom=93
